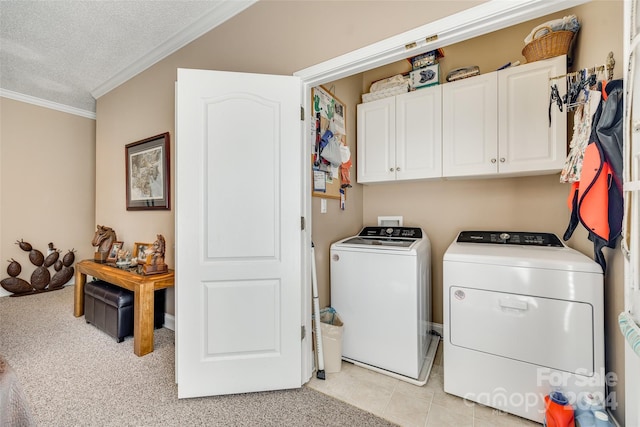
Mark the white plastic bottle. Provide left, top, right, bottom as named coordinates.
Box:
left=574, top=393, right=607, bottom=427
left=593, top=410, right=613, bottom=427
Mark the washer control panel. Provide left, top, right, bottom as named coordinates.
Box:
left=359, top=226, right=422, bottom=239
left=456, top=231, right=563, bottom=247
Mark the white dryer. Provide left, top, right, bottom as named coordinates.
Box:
left=331, top=226, right=436, bottom=383
left=443, top=231, right=605, bottom=423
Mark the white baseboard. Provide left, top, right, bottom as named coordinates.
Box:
left=163, top=313, right=175, bottom=331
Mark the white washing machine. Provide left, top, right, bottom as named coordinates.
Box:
left=443, top=231, right=605, bottom=423
left=331, top=226, right=436, bottom=383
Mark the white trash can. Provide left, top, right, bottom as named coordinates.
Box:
left=320, top=307, right=344, bottom=373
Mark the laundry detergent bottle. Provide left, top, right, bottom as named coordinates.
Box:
left=574, top=393, right=604, bottom=427
left=544, top=391, right=575, bottom=427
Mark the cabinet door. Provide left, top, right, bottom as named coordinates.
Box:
left=357, top=97, right=396, bottom=183
left=442, top=72, right=498, bottom=177
left=498, top=55, right=567, bottom=175
left=396, top=86, right=442, bottom=180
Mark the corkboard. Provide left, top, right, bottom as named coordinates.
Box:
left=311, top=86, right=346, bottom=199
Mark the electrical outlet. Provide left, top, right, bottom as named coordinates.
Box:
left=321, top=199, right=327, bottom=214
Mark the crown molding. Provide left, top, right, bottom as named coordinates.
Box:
left=295, top=0, right=590, bottom=86
left=0, top=88, right=96, bottom=119
left=91, top=0, right=257, bottom=99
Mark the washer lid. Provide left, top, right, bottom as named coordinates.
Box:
left=332, top=226, right=423, bottom=251
left=444, top=231, right=602, bottom=274
left=339, top=236, right=415, bottom=248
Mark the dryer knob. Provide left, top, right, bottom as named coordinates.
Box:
left=499, top=232, right=511, bottom=241
left=385, top=228, right=394, bottom=235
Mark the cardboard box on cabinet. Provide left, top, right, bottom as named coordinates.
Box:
left=409, top=63, right=440, bottom=90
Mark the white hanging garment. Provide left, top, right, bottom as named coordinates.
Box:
left=560, top=88, right=601, bottom=183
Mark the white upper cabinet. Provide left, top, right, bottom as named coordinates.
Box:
left=396, top=88, right=443, bottom=180
left=357, top=86, right=442, bottom=183
left=442, top=55, right=567, bottom=178
left=498, top=55, right=567, bottom=175
left=357, top=96, right=396, bottom=183
left=442, top=72, right=498, bottom=177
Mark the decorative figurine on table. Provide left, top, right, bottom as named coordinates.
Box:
left=115, top=248, right=132, bottom=268
left=142, top=234, right=168, bottom=275
left=91, top=225, right=117, bottom=262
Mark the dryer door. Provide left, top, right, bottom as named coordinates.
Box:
left=449, top=286, right=594, bottom=374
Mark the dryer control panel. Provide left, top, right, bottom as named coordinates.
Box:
left=457, top=231, right=563, bottom=247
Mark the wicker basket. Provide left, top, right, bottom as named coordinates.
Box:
left=522, top=26, right=574, bottom=63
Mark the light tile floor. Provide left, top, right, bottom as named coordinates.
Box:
left=307, top=340, right=541, bottom=427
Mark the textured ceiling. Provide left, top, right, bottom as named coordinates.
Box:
left=0, top=0, right=254, bottom=116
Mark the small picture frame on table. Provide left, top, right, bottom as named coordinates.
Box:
left=107, top=241, right=124, bottom=262
left=133, top=242, right=152, bottom=265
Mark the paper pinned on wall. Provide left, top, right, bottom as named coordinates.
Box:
left=314, top=86, right=345, bottom=136
left=314, top=171, right=326, bottom=192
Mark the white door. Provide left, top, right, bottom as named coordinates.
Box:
left=356, top=97, right=396, bottom=183
left=175, top=69, right=302, bottom=398
left=449, top=286, right=594, bottom=373
left=442, top=72, right=498, bottom=178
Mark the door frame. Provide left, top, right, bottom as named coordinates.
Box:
left=623, top=1, right=640, bottom=425
left=295, top=0, right=592, bottom=382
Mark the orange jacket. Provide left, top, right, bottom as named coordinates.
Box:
left=563, top=80, right=623, bottom=272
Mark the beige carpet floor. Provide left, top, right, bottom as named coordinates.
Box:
left=0, top=286, right=395, bottom=426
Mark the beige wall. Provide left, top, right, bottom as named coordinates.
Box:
left=0, top=97, right=96, bottom=296
left=359, top=1, right=626, bottom=421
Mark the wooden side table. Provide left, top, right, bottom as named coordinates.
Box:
left=74, top=259, right=175, bottom=356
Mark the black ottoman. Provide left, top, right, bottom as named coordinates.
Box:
left=84, top=280, right=165, bottom=343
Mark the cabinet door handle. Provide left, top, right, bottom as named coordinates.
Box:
left=500, top=158, right=506, bottom=163
left=491, top=158, right=497, bottom=164
left=396, top=167, right=400, bottom=171
left=389, top=168, right=394, bottom=172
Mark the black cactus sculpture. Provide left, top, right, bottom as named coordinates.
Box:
left=1, top=239, right=76, bottom=297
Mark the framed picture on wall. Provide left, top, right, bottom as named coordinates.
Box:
left=125, top=132, right=170, bottom=210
